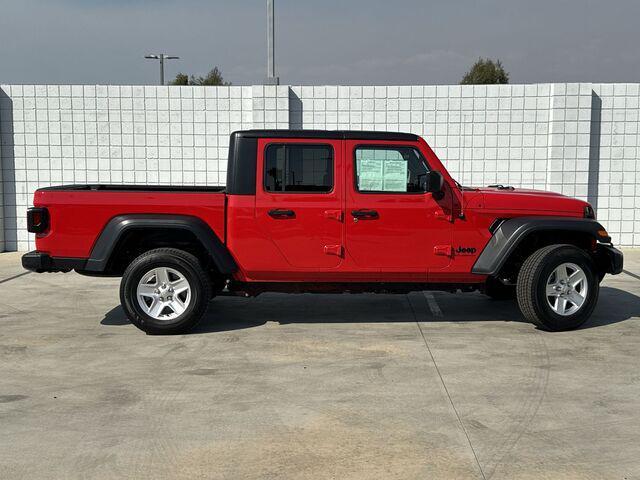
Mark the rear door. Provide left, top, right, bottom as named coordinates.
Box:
left=344, top=141, right=452, bottom=278
left=255, top=138, right=344, bottom=269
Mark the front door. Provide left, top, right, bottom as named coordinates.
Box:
left=344, top=141, right=452, bottom=279
left=255, top=138, right=344, bottom=270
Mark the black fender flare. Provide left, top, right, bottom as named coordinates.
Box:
left=472, top=217, right=610, bottom=276
left=84, top=214, right=238, bottom=274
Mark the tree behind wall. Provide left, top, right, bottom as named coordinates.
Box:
left=171, top=73, right=190, bottom=86
left=170, top=67, right=231, bottom=86
left=460, top=58, right=509, bottom=85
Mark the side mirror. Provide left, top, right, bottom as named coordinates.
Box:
left=425, top=171, right=444, bottom=194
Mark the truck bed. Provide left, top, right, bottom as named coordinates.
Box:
left=33, top=185, right=227, bottom=258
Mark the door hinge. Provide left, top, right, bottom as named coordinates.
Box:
left=324, top=244, right=343, bottom=257
left=434, top=210, right=453, bottom=222
left=434, top=245, right=453, bottom=257
left=323, top=210, right=343, bottom=222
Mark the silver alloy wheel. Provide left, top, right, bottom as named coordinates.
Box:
left=136, top=267, right=192, bottom=321
left=545, top=262, right=588, bottom=316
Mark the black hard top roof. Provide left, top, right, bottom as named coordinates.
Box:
left=232, top=129, right=419, bottom=142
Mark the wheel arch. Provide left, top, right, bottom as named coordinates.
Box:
left=83, top=214, right=237, bottom=276
left=472, top=217, right=609, bottom=280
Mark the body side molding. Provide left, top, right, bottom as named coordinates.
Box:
left=472, top=216, right=609, bottom=275
left=84, top=214, right=238, bottom=274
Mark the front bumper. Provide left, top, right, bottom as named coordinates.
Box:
left=595, top=244, right=623, bottom=275
left=22, top=251, right=86, bottom=273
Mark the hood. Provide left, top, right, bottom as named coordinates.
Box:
left=465, top=186, right=588, bottom=216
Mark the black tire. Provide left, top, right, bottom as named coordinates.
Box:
left=516, top=244, right=599, bottom=331
left=484, top=277, right=516, bottom=300
left=120, top=248, right=211, bottom=335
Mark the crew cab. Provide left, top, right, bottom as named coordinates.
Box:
left=22, top=130, right=623, bottom=334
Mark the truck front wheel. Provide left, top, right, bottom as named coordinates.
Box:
left=517, top=244, right=599, bottom=331
left=120, top=248, right=211, bottom=335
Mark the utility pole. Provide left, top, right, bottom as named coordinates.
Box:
left=265, top=0, right=279, bottom=85
left=145, top=54, right=180, bottom=85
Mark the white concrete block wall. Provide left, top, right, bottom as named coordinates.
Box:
left=0, top=116, right=4, bottom=252
left=0, top=85, right=259, bottom=251
left=252, top=85, right=290, bottom=129
left=0, top=82, right=638, bottom=251
left=591, top=83, right=640, bottom=246
left=546, top=83, right=594, bottom=200
left=291, top=84, right=557, bottom=190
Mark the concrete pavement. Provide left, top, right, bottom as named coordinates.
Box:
left=1, top=251, right=640, bottom=479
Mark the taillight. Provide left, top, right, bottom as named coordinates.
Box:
left=27, top=207, right=49, bottom=234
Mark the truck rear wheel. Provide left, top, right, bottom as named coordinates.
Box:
left=120, top=248, right=211, bottom=335
left=516, top=244, right=599, bottom=331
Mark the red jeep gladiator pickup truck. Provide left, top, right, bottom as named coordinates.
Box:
left=22, top=130, right=622, bottom=334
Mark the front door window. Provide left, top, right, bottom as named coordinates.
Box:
left=355, top=146, right=429, bottom=193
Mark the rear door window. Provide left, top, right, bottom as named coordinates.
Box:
left=264, top=144, right=333, bottom=193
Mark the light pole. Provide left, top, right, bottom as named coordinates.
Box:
left=265, top=0, right=279, bottom=85
left=145, top=54, right=180, bottom=85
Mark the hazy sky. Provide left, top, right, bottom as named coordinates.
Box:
left=0, top=0, right=638, bottom=85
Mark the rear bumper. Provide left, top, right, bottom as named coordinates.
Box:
left=596, top=244, right=623, bottom=275
left=22, top=251, right=87, bottom=273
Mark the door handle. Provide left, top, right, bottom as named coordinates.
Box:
left=268, top=209, right=295, bottom=219
left=351, top=209, right=379, bottom=220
